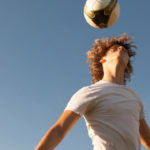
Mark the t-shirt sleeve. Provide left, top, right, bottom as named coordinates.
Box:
left=134, top=92, right=145, bottom=120
left=64, top=86, right=97, bottom=116
left=139, top=101, right=145, bottom=119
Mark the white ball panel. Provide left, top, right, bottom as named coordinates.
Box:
left=86, top=0, right=111, bottom=11
left=107, top=3, right=120, bottom=27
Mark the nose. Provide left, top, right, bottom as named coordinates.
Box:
left=118, top=46, right=127, bottom=53
left=118, top=46, right=123, bottom=51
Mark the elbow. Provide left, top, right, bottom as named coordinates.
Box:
left=52, top=124, right=64, bottom=140
left=141, top=138, right=150, bottom=150
left=35, top=145, right=53, bottom=150
left=147, top=143, right=150, bottom=149
left=35, top=125, right=63, bottom=150
left=35, top=146, right=42, bottom=150
left=35, top=144, right=49, bottom=150
left=146, top=135, right=150, bottom=149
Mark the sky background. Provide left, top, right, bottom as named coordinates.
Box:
left=0, top=0, right=150, bottom=150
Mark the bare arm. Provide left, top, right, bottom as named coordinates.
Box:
left=35, top=110, right=80, bottom=150
left=139, top=119, right=150, bottom=150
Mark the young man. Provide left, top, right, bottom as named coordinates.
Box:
left=35, top=34, right=150, bottom=150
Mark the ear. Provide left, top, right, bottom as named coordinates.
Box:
left=100, top=58, right=106, bottom=63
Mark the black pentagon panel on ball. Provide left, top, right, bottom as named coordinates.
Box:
left=92, top=0, right=117, bottom=28
left=92, top=9, right=110, bottom=28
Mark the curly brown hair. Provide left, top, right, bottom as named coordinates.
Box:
left=86, top=34, right=136, bottom=84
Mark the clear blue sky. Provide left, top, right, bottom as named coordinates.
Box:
left=0, top=0, right=150, bottom=150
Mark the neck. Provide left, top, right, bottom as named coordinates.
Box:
left=102, top=63, right=125, bottom=85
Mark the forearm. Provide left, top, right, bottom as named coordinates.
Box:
left=35, top=124, right=63, bottom=150
left=140, top=119, right=150, bottom=150
left=35, top=110, right=80, bottom=150
left=143, top=136, right=150, bottom=150
left=141, top=139, right=150, bottom=150
left=141, top=132, right=150, bottom=150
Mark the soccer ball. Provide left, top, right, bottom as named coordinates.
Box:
left=83, top=0, right=120, bottom=28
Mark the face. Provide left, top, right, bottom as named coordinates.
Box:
left=101, top=44, right=129, bottom=67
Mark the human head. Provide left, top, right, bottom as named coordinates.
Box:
left=86, top=33, right=136, bottom=84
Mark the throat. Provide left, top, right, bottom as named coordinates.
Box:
left=102, top=64, right=125, bottom=85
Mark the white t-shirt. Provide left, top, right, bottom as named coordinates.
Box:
left=65, top=80, right=145, bottom=150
